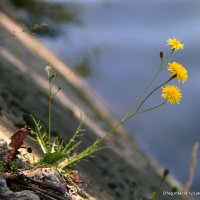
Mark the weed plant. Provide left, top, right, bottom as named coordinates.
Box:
left=28, top=38, right=188, bottom=176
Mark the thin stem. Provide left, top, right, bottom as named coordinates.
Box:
left=48, top=79, right=53, bottom=144
left=70, top=101, right=167, bottom=165
left=136, top=75, right=175, bottom=113
left=122, top=70, right=160, bottom=120
left=102, top=111, right=141, bottom=140
left=138, top=101, right=167, bottom=114
left=122, top=51, right=173, bottom=121
left=99, top=51, right=174, bottom=139
left=52, top=87, right=61, bottom=98
left=102, top=119, right=126, bottom=140
left=122, top=101, right=166, bottom=123
left=159, top=50, right=174, bottom=71
left=103, top=75, right=175, bottom=139
left=103, top=101, right=166, bottom=139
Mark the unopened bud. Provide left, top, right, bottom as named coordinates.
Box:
left=45, top=66, right=51, bottom=77
left=45, top=66, right=51, bottom=73
left=49, top=73, right=58, bottom=80
left=163, top=168, right=170, bottom=179
left=160, top=51, right=164, bottom=60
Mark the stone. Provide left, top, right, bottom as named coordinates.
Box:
left=0, top=174, right=40, bottom=200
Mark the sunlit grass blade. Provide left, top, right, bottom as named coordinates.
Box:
left=29, top=115, right=48, bottom=154
left=63, top=115, right=83, bottom=152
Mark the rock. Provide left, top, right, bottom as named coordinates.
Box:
left=0, top=174, right=40, bottom=200
left=0, top=139, right=8, bottom=171
left=0, top=140, right=40, bottom=199
left=14, top=190, right=40, bottom=200
left=0, top=139, right=92, bottom=200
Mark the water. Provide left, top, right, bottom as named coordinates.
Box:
left=35, top=0, right=200, bottom=190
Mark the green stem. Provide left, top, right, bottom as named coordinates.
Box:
left=48, top=80, right=53, bottom=144
left=37, top=134, right=47, bottom=154
left=160, top=50, right=174, bottom=71
left=122, top=51, right=173, bottom=120
left=138, top=101, right=167, bottom=114
left=122, top=70, right=160, bottom=120
left=136, top=75, right=175, bottom=113
left=102, top=118, right=127, bottom=140
left=103, top=75, right=175, bottom=139
left=121, top=101, right=166, bottom=124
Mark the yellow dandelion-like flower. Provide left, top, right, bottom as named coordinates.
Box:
left=161, top=85, right=182, bottom=104
left=167, top=38, right=184, bottom=51
left=168, top=62, right=188, bottom=83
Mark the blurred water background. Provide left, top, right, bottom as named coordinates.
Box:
left=13, top=0, right=200, bottom=191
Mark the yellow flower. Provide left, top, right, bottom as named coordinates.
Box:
left=168, top=62, right=188, bottom=83
left=161, top=85, right=182, bottom=104
left=167, top=38, right=184, bottom=51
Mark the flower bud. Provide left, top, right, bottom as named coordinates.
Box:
left=45, top=66, right=51, bottom=73
left=163, top=169, right=170, bottom=179
left=160, top=51, right=164, bottom=60
left=45, top=66, right=51, bottom=77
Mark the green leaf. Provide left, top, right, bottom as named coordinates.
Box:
left=63, top=116, right=83, bottom=152
left=42, top=152, right=67, bottom=164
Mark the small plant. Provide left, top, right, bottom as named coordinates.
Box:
left=29, top=66, right=106, bottom=171
left=30, top=113, right=105, bottom=170
left=0, top=37, right=188, bottom=200
left=26, top=38, right=188, bottom=172
left=9, top=38, right=188, bottom=174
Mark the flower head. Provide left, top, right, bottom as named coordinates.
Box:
left=167, top=38, right=184, bottom=51
left=161, top=85, right=182, bottom=104
left=168, top=62, right=188, bottom=83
